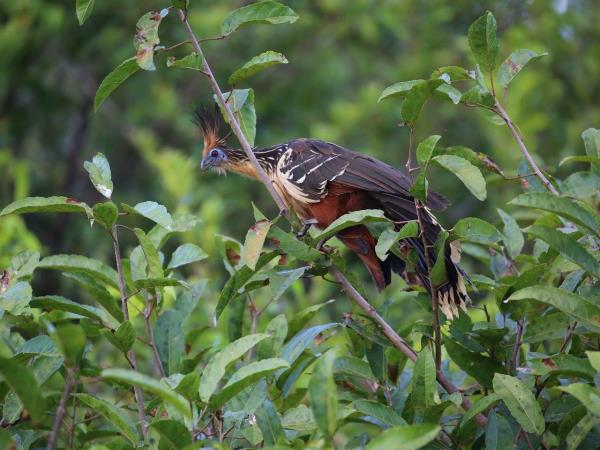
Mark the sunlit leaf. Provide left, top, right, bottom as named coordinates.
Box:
left=0, top=196, right=90, bottom=218
left=0, top=281, right=32, bottom=316
left=75, top=393, right=138, bottom=444
left=130, top=201, right=173, bottom=230
left=243, top=219, right=271, bottom=270
left=433, top=155, right=487, bottom=200
left=76, top=0, right=95, bottom=25
left=493, top=373, right=545, bottom=435
left=508, top=286, right=600, bottom=333
left=468, top=11, right=499, bottom=72
left=101, top=368, right=190, bottom=419
left=84, top=153, right=113, bottom=198
left=229, top=51, right=288, bottom=85
left=166, top=243, right=207, bottom=271
left=559, top=384, right=600, bottom=417
left=526, top=225, right=600, bottom=278
left=133, top=228, right=163, bottom=279
left=134, top=10, right=166, bottom=71
left=221, top=0, right=298, bottom=36
left=199, top=333, right=269, bottom=402
left=94, top=58, right=139, bottom=111
left=365, top=423, right=441, bottom=450
left=309, top=351, right=338, bottom=437
left=498, top=49, right=548, bottom=88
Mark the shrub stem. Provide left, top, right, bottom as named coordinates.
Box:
left=47, top=367, right=76, bottom=450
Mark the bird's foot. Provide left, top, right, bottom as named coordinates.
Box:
left=296, top=219, right=318, bottom=240
left=316, top=236, right=334, bottom=252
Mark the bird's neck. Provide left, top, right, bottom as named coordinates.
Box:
left=226, top=146, right=283, bottom=179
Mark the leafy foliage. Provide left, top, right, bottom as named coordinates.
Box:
left=1, top=3, right=600, bottom=450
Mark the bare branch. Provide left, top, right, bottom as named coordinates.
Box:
left=177, top=10, right=288, bottom=215
left=144, top=291, right=166, bottom=378
left=494, top=102, right=559, bottom=195
left=47, top=368, right=77, bottom=450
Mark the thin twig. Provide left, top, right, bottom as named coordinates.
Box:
left=47, top=368, right=77, bottom=450
left=559, top=321, right=578, bottom=353
left=177, top=10, right=288, bottom=215
left=493, top=102, right=559, bottom=195
left=509, top=318, right=525, bottom=373
left=111, top=225, right=148, bottom=439
left=330, top=266, right=488, bottom=429
left=144, top=291, right=166, bottom=378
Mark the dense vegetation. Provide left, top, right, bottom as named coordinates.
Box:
left=1, top=1, right=600, bottom=449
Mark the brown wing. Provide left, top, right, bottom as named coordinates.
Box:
left=278, top=139, right=449, bottom=211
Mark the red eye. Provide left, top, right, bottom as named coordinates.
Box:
left=210, top=149, right=219, bottom=158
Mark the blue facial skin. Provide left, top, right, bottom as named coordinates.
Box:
left=201, top=147, right=227, bottom=170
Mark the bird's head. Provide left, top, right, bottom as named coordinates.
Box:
left=196, top=105, right=258, bottom=178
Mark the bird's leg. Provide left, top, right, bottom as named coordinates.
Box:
left=296, top=218, right=318, bottom=240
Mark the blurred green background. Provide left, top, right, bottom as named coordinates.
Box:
left=2, top=0, right=599, bottom=311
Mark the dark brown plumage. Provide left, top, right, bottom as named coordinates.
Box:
left=197, top=108, right=469, bottom=318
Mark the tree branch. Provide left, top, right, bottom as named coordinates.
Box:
left=144, top=291, right=166, bottom=378
left=494, top=102, right=559, bottom=195
left=110, top=225, right=148, bottom=439
left=177, top=10, right=288, bottom=216
left=330, top=267, right=488, bottom=429
left=47, top=367, right=76, bottom=450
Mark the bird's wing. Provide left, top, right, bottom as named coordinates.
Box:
left=277, top=139, right=449, bottom=211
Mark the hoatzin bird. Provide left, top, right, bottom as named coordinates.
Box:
left=198, top=108, right=469, bottom=318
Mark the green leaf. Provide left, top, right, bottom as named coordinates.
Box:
left=510, top=192, right=600, bottom=235
left=365, top=423, right=440, bottom=450
left=451, top=217, right=501, bottom=244
left=134, top=10, right=166, bottom=71
left=508, top=286, right=600, bottom=332
left=401, top=79, right=444, bottom=126
left=173, top=372, right=200, bottom=400
left=255, top=400, right=286, bottom=445
left=103, top=320, right=136, bottom=353
left=75, top=393, right=138, bottom=444
left=309, top=351, right=338, bottom=437
left=497, top=208, right=524, bottom=259
left=210, top=358, right=290, bottom=408
left=216, top=250, right=279, bottom=319
left=0, top=196, right=90, bottom=218
left=375, top=221, right=418, bottom=261
left=378, top=79, right=425, bottom=102
left=0, top=281, right=32, bottom=316
left=485, top=410, right=514, bottom=450
left=151, top=420, right=192, bottom=449
left=586, top=351, right=600, bottom=372
left=566, top=413, right=598, bottom=450
left=498, top=49, right=548, bottom=88
left=243, top=219, right=271, bottom=270
left=76, top=0, right=95, bottom=25
left=460, top=84, right=495, bottom=108
left=433, top=155, right=487, bottom=200
left=62, top=272, right=123, bottom=321
left=94, top=57, right=139, bottom=111
left=526, top=225, right=600, bottom=278
left=93, top=201, right=118, bottom=229
left=133, top=228, right=163, bottom=279
left=154, top=310, right=184, bottom=375
left=31, top=295, right=117, bottom=326
left=287, top=299, right=334, bottom=338
left=313, top=209, right=387, bottom=242
left=54, top=323, right=86, bottom=366
left=199, top=333, right=269, bottom=402
left=221, top=0, right=298, bottom=36
left=131, top=201, right=173, bottom=230
left=269, top=267, right=307, bottom=303
left=524, top=311, right=570, bottom=343
left=258, top=314, right=288, bottom=359
left=429, top=230, right=449, bottom=286
left=411, top=347, right=437, bottom=415
left=444, top=337, right=503, bottom=387
left=459, top=393, right=501, bottom=429
left=269, top=226, right=323, bottom=262
left=229, top=51, right=288, bottom=85
left=0, top=357, right=45, bottom=422
left=493, top=373, right=545, bottom=435
left=431, top=66, right=474, bottom=82
left=279, top=323, right=338, bottom=369
left=559, top=384, right=600, bottom=417
left=166, top=243, right=207, bottom=270
left=582, top=128, right=600, bottom=175
left=10, top=251, right=40, bottom=280
left=84, top=152, right=113, bottom=198
left=282, top=404, right=317, bottom=433
left=166, top=52, right=204, bottom=70
left=561, top=171, right=600, bottom=198
left=101, top=368, right=191, bottom=419
left=468, top=11, right=499, bottom=72
left=416, top=135, right=442, bottom=166
left=353, top=400, right=406, bottom=426
left=217, top=88, right=257, bottom=146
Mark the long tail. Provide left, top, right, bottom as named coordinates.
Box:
left=372, top=192, right=470, bottom=319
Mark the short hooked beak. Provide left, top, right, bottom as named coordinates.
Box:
left=200, top=157, right=213, bottom=170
